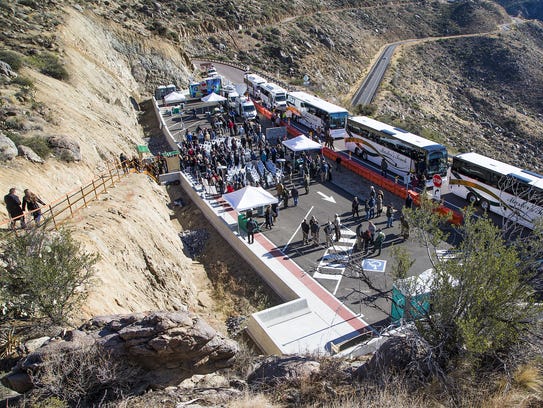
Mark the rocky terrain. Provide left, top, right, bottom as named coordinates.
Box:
left=1, top=0, right=543, bottom=406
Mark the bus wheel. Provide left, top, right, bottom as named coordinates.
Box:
left=480, top=199, right=490, bottom=212
left=355, top=147, right=361, bottom=157
left=467, top=193, right=478, bottom=205
left=361, top=150, right=368, bottom=161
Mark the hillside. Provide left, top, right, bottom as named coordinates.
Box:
left=1, top=0, right=543, bottom=406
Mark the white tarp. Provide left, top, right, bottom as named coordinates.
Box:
left=282, top=135, right=322, bottom=152
left=164, top=91, right=186, bottom=104
left=201, top=92, right=227, bottom=103
left=222, top=186, right=278, bottom=212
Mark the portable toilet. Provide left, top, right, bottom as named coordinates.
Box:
left=391, top=269, right=434, bottom=323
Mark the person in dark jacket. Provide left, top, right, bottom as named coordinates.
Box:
left=22, top=189, right=45, bottom=225
left=4, top=187, right=25, bottom=229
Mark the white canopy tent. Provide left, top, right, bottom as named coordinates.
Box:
left=201, top=92, right=227, bottom=103
left=282, top=135, right=322, bottom=152
left=164, top=91, right=186, bottom=104
left=222, top=186, right=278, bottom=212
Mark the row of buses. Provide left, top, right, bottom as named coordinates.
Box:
left=243, top=73, right=543, bottom=230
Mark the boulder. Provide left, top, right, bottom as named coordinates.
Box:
left=247, top=356, right=321, bottom=388
left=47, top=134, right=81, bottom=161
left=0, top=132, right=18, bottom=161
left=353, top=335, right=433, bottom=382
left=1, top=311, right=238, bottom=393
left=18, top=145, right=45, bottom=163
left=0, top=61, right=17, bottom=78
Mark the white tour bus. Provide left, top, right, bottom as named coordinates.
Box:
left=450, top=152, right=543, bottom=229
left=243, top=73, right=267, bottom=98
left=286, top=91, right=349, bottom=139
left=345, top=116, right=449, bottom=185
left=259, top=82, right=287, bottom=110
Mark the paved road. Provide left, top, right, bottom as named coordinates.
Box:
left=352, top=44, right=397, bottom=106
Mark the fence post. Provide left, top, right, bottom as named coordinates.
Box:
left=49, top=204, right=57, bottom=230
left=102, top=176, right=107, bottom=193
left=81, top=187, right=87, bottom=207
left=66, top=194, right=73, bottom=217
left=92, top=179, right=98, bottom=199
left=109, top=167, right=114, bottom=187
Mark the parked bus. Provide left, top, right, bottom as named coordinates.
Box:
left=286, top=91, right=349, bottom=139
left=259, top=82, right=287, bottom=110
left=345, top=116, right=448, bottom=185
left=244, top=73, right=266, bottom=98
left=450, top=152, right=543, bottom=229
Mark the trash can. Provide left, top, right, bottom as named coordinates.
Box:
left=238, top=214, right=248, bottom=233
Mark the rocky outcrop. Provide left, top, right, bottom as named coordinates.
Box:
left=2, top=311, right=238, bottom=394
left=18, top=145, right=45, bottom=163
left=0, top=132, right=18, bottom=161
left=354, top=335, right=433, bottom=383
left=0, top=61, right=17, bottom=78
left=247, top=356, right=321, bottom=388
left=47, top=135, right=81, bottom=162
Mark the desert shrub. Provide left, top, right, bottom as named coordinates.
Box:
left=0, top=227, right=98, bottom=324
left=22, top=135, right=51, bottom=158
left=27, top=344, right=142, bottom=406
left=11, top=75, right=34, bottom=88
left=27, top=52, right=69, bottom=81
left=0, top=49, right=23, bottom=71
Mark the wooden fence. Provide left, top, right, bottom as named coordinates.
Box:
left=1, top=160, right=128, bottom=231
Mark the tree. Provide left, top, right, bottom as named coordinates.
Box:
left=402, top=195, right=541, bottom=366
left=0, top=227, right=98, bottom=325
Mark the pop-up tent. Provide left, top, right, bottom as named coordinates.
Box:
left=164, top=91, right=186, bottom=104
left=201, top=92, right=227, bottom=103
left=282, top=135, right=322, bottom=152
left=222, top=186, right=278, bottom=212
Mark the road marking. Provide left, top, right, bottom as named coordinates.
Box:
left=317, top=191, right=336, bottom=203
left=282, top=205, right=314, bottom=252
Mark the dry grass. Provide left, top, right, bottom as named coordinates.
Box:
left=227, top=392, right=280, bottom=408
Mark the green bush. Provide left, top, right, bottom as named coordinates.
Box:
left=0, top=50, right=23, bottom=71
left=0, top=227, right=98, bottom=324
left=23, top=135, right=51, bottom=158
left=11, top=75, right=34, bottom=88
left=27, top=52, right=69, bottom=81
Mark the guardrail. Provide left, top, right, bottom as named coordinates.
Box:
left=1, top=160, right=128, bottom=232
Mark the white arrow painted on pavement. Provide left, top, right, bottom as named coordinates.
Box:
left=317, top=191, right=336, bottom=203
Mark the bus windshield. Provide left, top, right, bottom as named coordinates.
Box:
left=427, top=150, right=448, bottom=176
left=329, top=112, right=348, bottom=129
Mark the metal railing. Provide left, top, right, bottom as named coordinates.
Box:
left=1, top=160, right=129, bottom=231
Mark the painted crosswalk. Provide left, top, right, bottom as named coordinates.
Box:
left=313, top=227, right=357, bottom=295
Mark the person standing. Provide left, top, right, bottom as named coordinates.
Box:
left=4, top=188, right=26, bottom=229
left=381, top=158, right=388, bottom=177
left=368, top=220, right=376, bottom=244
left=368, top=195, right=376, bottom=219
left=373, top=229, right=386, bottom=256
left=405, top=193, right=413, bottom=209
left=333, top=213, right=341, bottom=242
left=246, top=216, right=257, bottom=244
left=386, top=204, right=395, bottom=228
left=324, top=221, right=334, bottom=247
left=291, top=186, right=299, bottom=207
left=301, top=218, right=310, bottom=245
left=304, top=174, right=310, bottom=195
left=310, top=216, right=320, bottom=245
left=351, top=196, right=360, bottom=218
left=282, top=188, right=289, bottom=209
left=22, top=189, right=46, bottom=225
left=264, top=205, right=273, bottom=229
left=356, top=222, right=364, bottom=251
left=376, top=190, right=384, bottom=217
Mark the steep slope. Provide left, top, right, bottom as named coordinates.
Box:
left=376, top=21, right=543, bottom=170
left=0, top=7, right=220, bottom=326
